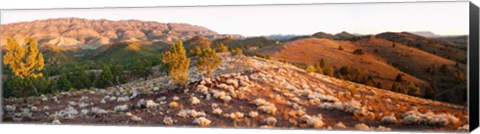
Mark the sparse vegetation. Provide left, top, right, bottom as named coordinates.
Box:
left=215, top=43, right=229, bottom=52
left=162, top=40, right=191, bottom=84
left=353, top=49, right=364, bottom=55
left=196, top=47, right=222, bottom=77
left=306, top=65, right=316, bottom=73
left=190, top=45, right=202, bottom=56
left=231, top=48, right=243, bottom=56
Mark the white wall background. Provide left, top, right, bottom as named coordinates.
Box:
left=0, top=0, right=479, bottom=134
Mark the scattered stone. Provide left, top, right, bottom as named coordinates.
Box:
left=4, top=105, right=16, bottom=112
left=189, top=97, right=201, bottom=105
left=249, top=111, right=259, bottom=118
left=131, top=115, right=143, bottom=122
left=193, top=117, right=212, bottom=127
left=41, top=96, right=48, bottom=101
left=169, top=101, right=179, bottom=108
left=264, top=117, right=277, bottom=126
left=334, top=122, right=347, bottom=129
left=163, top=117, right=174, bottom=125
left=114, top=105, right=129, bottom=112
left=109, top=96, right=117, bottom=101
left=30, top=106, right=39, bottom=111
left=136, top=99, right=147, bottom=108
left=52, top=119, right=61, bottom=124
left=381, top=116, right=397, bottom=124
left=172, top=96, right=180, bottom=101
left=90, top=107, right=107, bottom=115
left=80, top=109, right=89, bottom=116
left=375, top=125, right=391, bottom=131
left=213, top=108, right=223, bottom=115
left=354, top=123, right=371, bottom=130
left=78, top=102, right=89, bottom=109
left=146, top=100, right=159, bottom=109
left=68, top=101, right=77, bottom=106
left=117, top=96, right=129, bottom=102
left=100, top=99, right=106, bottom=104
left=56, top=106, right=79, bottom=119
left=153, top=87, right=160, bottom=91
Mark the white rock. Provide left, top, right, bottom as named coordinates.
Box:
left=264, top=117, right=277, bottom=126
left=223, top=96, right=232, bottom=103
left=4, top=105, right=16, bottom=112
left=117, top=96, right=129, bottom=102
left=131, top=115, right=143, bottom=122
left=334, top=122, right=347, bottom=129
left=189, top=97, right=201, bottom=105
left=52, top=119, right=61, bottom=124
left=249, top=111, right=259, bottom=118
left=114, top=105, right=129, bottom=112
left=153, top=87, right=160, bottom=91
left=78, top=102, right=89, bottom=109
left=56, top=106, right=79, bottom=119
left=375, top=126, right=391, bottom=131
left=403, top=115, right=419, bottom=124
left=213, top=108, right=223, bottom=115
left=193, top=117, right=211, bottom=127
left=146, top=100, right=159, bottom=109
left=90, top=107, right=107, bottom=115
left=136, top=99, right=147, bottom=108
left=381, top=116, right=397, bottom=124
left=109, top=96, right=117, bottom=101
left=355, top=123, right=371, bottom=130
left=163, top=117, right=174, bottom=125
left=172, top=96, right=180, bottom=101
left=68, top=101, right=77, bottom=106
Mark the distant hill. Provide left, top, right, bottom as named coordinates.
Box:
left=0, top=18, right=242, bottom=49
left=376, top=32, right=467, bottom=64
left=88, top=41, right=163, bottom=62
left=257, top=35, right=467, bottom=104
left=410, top=31, right=440, bottom=38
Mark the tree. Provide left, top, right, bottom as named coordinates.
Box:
left=215, top=43, right=229, bottom=52
left=339, top=66, right=350, bottom=75
left=306, top=65, right=316, bottom=73
left=132, top=60, right=152, bottom=80
left=196, top=47, right=222, bottom=77
left=391, top=83, right=400, bottom=92
left=324, top=66, right=334, bottom=76
left=69, top=67, right=92, bottom=89
left=231, top=48, right=243, bottom=56
left=319, top=58, right=326, bottom=68
left=424, top=85, right=435, bottom=99
left=3, top=38, right=45, bottom=79
left=395, top=74, right=403, bottom=82
left=3, top=37, right=45, bottom=96
left=95, top=65, right=115, bottom=88
left=407, top=83, right=421, bottom=96
left=190, top=45, right=202, bottom=56
left=314, top=64, right=323, bottom=74
left=352, top=49, right=364, bottom=55
left=57, top=74, right=74, bottom=91
left=162, top=40, right=191, bottom=84
left=338, top=45, right=344, bottom=50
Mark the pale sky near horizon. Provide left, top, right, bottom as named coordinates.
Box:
left=0, top=1, right=469, bottom=36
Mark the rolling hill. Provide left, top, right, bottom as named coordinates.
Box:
left=376, top=32, right=467, bottom=64
left=0, top=18, right=242, bottom=49
left=256, top=35, right=466, bottom=104
left=1, top=54, right=468, bottom=132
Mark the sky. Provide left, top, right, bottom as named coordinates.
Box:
left=0, top=1, right=469, bottom=37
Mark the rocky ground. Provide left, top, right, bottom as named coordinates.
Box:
left=1, top=54, right=470, bottom=132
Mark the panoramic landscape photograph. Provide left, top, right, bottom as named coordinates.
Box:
left=0, top=1, right=471, bottom=132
